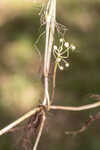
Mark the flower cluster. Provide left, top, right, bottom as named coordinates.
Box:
left=53, top=38, right=76, bottom=70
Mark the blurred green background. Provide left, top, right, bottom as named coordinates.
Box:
left=0, top=0, right=100, bottom=150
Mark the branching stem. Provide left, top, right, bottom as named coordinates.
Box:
left=0, top=1, right=100, bottom=150
left=1, top=101, right=100, bottom=136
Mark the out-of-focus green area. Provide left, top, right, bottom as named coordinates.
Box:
left=0, top=0, right=100, bottom=150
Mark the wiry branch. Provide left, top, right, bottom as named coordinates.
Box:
left=43, top=0, right=56, bottom=107
left=0, top=107, right=41, bottom=136
left=33, top=110, right=46, bottom=150
left=1, top=101, right=100, bottom=136
left=51, top=62, right=57, bottom=104
left=66, top=111, right=100, bottom=136
left=0, top=1, right=100, bottom=150
left=50, top=101, right=100, bottom=111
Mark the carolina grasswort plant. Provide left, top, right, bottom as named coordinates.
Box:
left=0, top=0, right=100, bottom=150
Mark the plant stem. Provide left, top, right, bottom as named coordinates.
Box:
left=51, top=62, right=58, bottom=104
left=43, top=0, right=56, bottom=107
left=50, top=101, right=100, bottom=111
left=0, top=107, right=40, bottom=136
left=33, top=110, right=46, bottom=150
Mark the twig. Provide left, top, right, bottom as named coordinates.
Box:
left=51, top=62, right=57, bottom=104
left=33, top=110, right=46, bottom=150
left=1, top=101, right=100, bottom=136
left=0, top=107, right=40, bottom=136
left=66, top=116, right=94, bottom=135
left=1, top=1, right=100, bottom=149
left=43, top=0, right=56, bottom=106
left=66, top=111, right=100, bottom=136
left=43, top=0, right=52, bottom=106
left=50, top=101, right=100, bottom=111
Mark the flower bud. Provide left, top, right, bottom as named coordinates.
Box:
left=59, top=66, right=64, bottom=70
left=71, top=44, right=76, bottom=51
left=56, top=58, right=61, bottom=62
left=65, top=62, right=69, bottom=67
left=60, top=38, right=64, bottom=42
left=64, top=42, right=69, bottom=48
left=53, top=45, right=57, bottom=50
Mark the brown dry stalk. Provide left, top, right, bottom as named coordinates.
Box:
left=1, top=101, right=100, bottom=136
left=66, top=111, right=100, bottom=136
left=0, top=1, right=100, bottom=150
left=43, top=0, right=56, bottom=107
left=33, top=110, right=46, bottom=150
left=51, top=62, right=57, bottom=104
left=0, top=107, right=40, bottom=136
left=50, top=101, right=100, bottom=111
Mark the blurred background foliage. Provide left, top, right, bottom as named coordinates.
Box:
left=0, top=0, right=100, bottom=150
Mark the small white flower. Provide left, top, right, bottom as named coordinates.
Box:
left=60, top=38, right=64, bottom=42
left=56, top=58, right=61, bottom=63
left=64, top=42, right=69, bottom=48
left=71, top=44, right=76, bottom=51
left=65, top=62, right=70, bottom=67
left=53, top=45, right=57, bottom=50
left=59, top=66, right=64, bottom=70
